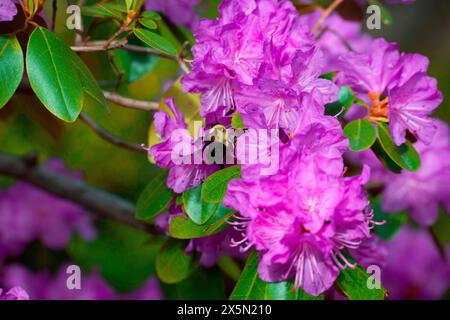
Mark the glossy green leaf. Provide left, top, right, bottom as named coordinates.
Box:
left=27, top=28, right=83, bottom=122
left=156, top=239, right=195, bottom=284
left=377, top=122, right=421, bottom=172
left=325, top=86, right=355, bottom=119
left=136, top=170, right=173, bottom=221
left=0, top=36, right=24, bottom=109
left=343, top=119, right=376, bottom=152
left=169, top=204, right=234, bottom=239
left=231, top=112, right=246, bottom=129
left=371, top=140, right=402, bottom=173
left=134, top=28, right=177, bottom=56
left=183, top=185, right=216, bottom=225
left=230, top=251, right=323, bottom=300
left=26, top=28, right=106, bottom=122
left=336, top=263, right=386, bottom=300
left=139, top=17, right=158, bottom=30
left=201, top=166, right=241, bottom=204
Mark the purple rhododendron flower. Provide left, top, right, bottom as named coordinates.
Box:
left=339, top=38, right=443, bottom=145
left=0, top=0, right=17, bottom=22
left=149, top=98, right=219, bottom=193
left=0, top=159, right=96, bottom=261
left=0, top=286, right=29, bottom=300
left=144, top=0, right=200, bottom=28
left=382, top=226, right=450, bottom=299
left=182, top=0, right=338, bottom=120
left=224, top=122, right=378, bottom=296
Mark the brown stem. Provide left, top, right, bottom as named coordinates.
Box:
left=0, top=152, right=156, bottom=234
left=103, top=91, right=159, bottom=111
left=79, top=112, right=147, bottom=154
left=312, top=0, right=344, bottom=33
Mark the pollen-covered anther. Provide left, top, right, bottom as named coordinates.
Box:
left=368, top=92, right=389, bottom=120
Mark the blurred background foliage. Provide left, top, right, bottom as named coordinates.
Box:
left=0, top=0, right=448, bottom=298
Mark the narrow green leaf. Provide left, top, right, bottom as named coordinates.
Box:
left=231, top=112, right=246, bottom=129
left=337, top=263, right=386, bottom=300
left=201, top=166, right=241, bottom=204
left=343, top=119, right=376, bottom=152
left=134, top=28, right=177, bottom=56
left=377, top=122, right=421, bottom=172
left=169, top=204, right=234, bottom=239
left=0, top=35, right=24, bottom=109
left=136, top=170, right=173, bottom=221
left=142, top=11, right=162, bottom=21
left=139, top=17, right=158, bottom=30
left=81, top=4, right=126, bottom=19
left=27, top=28, right=83, bottom=122
left=156, top=239, right=195, bottom=284
left=371, top=140, right=402, bottom=173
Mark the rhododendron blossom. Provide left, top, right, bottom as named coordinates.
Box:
left=339, top=38, right=443, bottom=145
left=224, top=123, right=379, bottom=296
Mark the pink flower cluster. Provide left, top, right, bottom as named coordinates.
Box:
left=148, top=0, right=447, bottom=296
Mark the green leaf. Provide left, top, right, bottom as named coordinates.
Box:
left=201, top=166, right=241, bottom=204
left=377, top=122, right=421, bottom=172
left=371, top=140, right=402, bottom=173
left=336, top=263, right=386, bottom=300
left=319, top=71, right=337, bottom=81
left=113, top=48, right=159, bottom=83
left=134, top=28, right=177, bottom=56
left=229, top=251, right=323, bottom=300
left=141, top=11, right=162, bottom=21
left=156, top=239, right=195, bottom=284
left=81, top=3, right=126, bottom=19
left=26, top=28, right=106, bottom=122
left=169, top=204, right=234, bottom=239
left=343, top=119, right=376, bottom=152
left=139, top=17, right=158, bottom=30
left=136, top=170, right=173, bottom=221
left=27, top=28, right=82, bottom=122
left=0, top=36, right=24, bottom=109
left=325, top=86, right=355, bottom=119
left=231, top=112, right=246, bottom=129
left=183, top=184, right=221, bottom=225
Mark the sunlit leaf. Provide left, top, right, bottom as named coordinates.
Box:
left=0, top=35, right=23, bottom=109
left=201, top=166, right=241, bottom=204
left=343, top=119, right=376, bottom=152
left=134, top=28, right=177, bottom=56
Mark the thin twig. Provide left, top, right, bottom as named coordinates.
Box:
left=312, top=0, right=344, bottom=33
left=51, top=0, right=57, bottom=32
left=103, top=25, right=128, bottom=49
left=103, top=91, right=159, bottom=111
left=0, top=152, right=156, bottom=234
left=79, top=112, right=147, bottom=154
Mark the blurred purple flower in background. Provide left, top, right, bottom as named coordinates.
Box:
left=382, top=226, right=450, bottom=300
left=0, top=0, right=17, bottom=22
left=1, top=264, right=163, bottom=300
left=0, top=159, right=96, bottom=261
left=144, top=0, right=200, bottom=28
